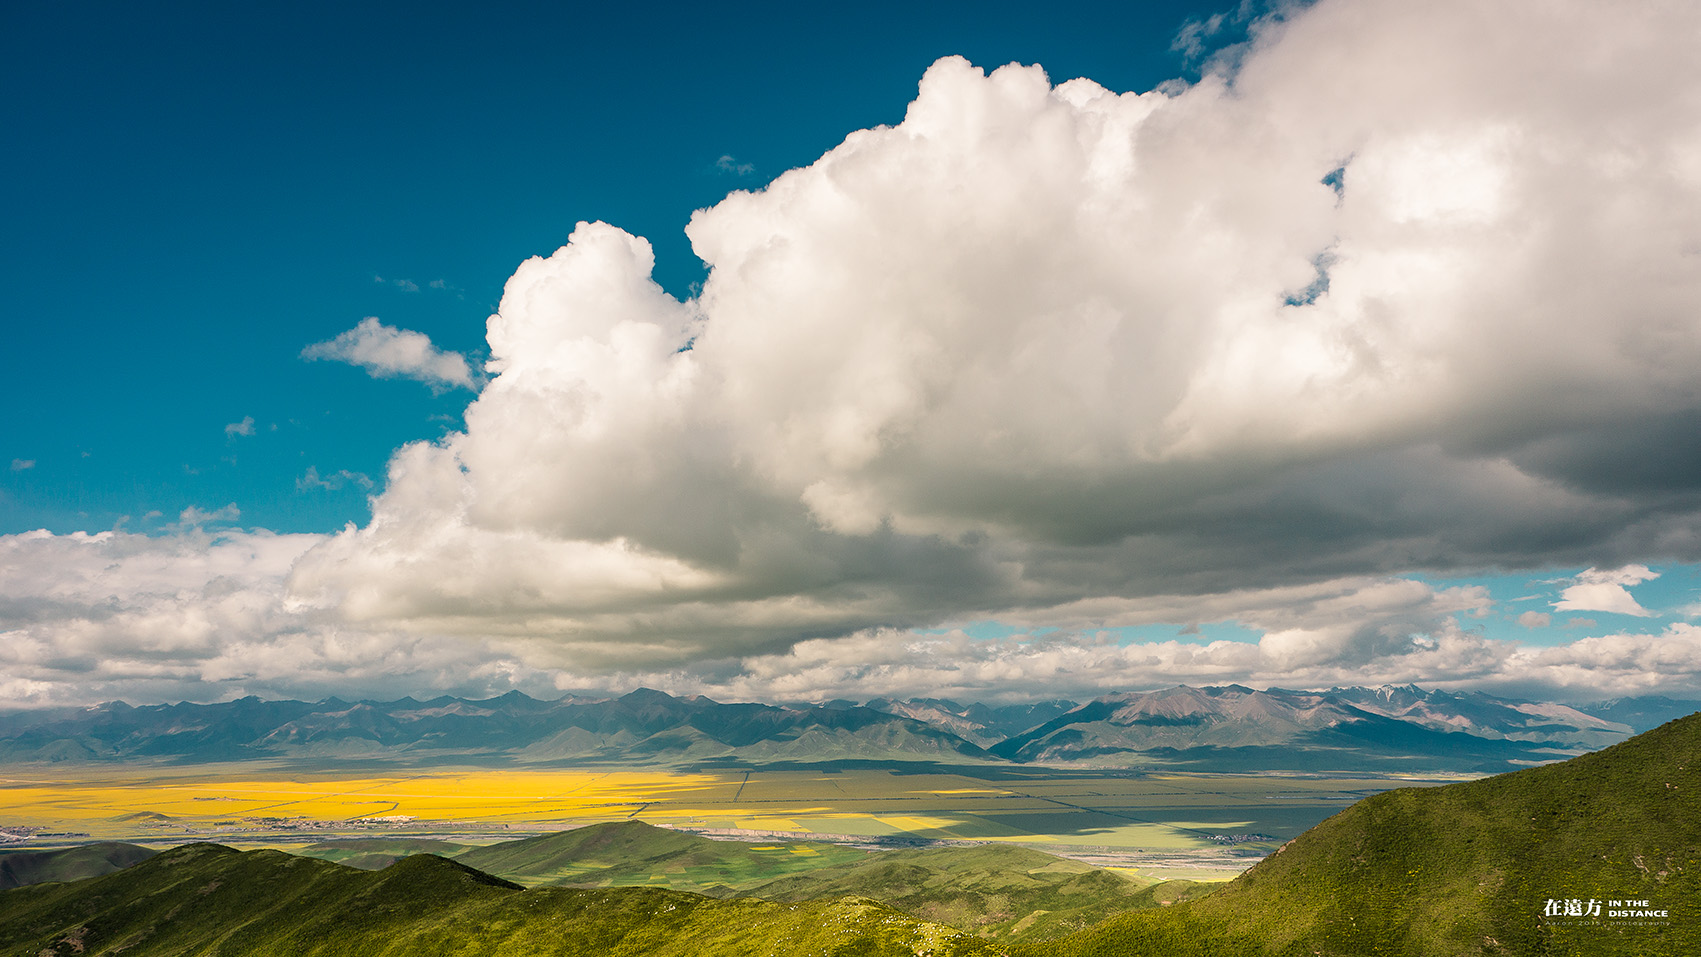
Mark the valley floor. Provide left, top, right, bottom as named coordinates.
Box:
left=0, top=762, right=1458, bottom=879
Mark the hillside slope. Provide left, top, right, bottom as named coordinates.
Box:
left=0, top=842, right=1000, bottom=957
left=1018, top=712, right=1701, bottom=957
left=454, top=819, right=867, bottom=890
left=0, top=842, right=156, bottom=889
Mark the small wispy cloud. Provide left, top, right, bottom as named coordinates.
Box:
left=1517, top=610, right=1551, bottom=628
left=176, top=503, right=240, bottom=528
left=1171, top=11, right=1230, bottom=61
left=374, top=275, right=420, bottom=293
left=296, top=466, right=375, bottom=492
left=716, top=154, right=756, bottom=176
left=301, top=317, right=478, bottom=392
left=224, top=416, right=256, bottom=438
left=376, top=275, right=463, bottom=295
left=9, top=458, right=34, bottom=471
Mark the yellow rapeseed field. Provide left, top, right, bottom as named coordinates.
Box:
left=0, top=767, right=726, bottom=837
left=0, top=763, right=1400, bottom=869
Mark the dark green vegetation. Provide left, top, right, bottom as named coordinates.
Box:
left=0, top=842, right=1000, bottom=957
left=301, top=820, right=1205, bottom=943
left=0, top=842, right=156, bottom=889
left=1015, top=712, right=1701, bottom=957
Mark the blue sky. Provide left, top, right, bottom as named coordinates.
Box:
left=3, top=0, right=1217, bottom=535
left=4, top=0, right=1701, bottom=707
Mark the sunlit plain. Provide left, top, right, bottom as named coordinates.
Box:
left=0, top=764, right=1432, bottom=878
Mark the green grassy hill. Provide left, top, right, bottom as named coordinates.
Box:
left=0, top=842, right=157, bottom=889
left=742, top=843, right=1212, bottom=942
left=296, top=837, right=474, bottom=870
left=454, top=820, right=870, bottom=890
left=1015, top=712, right=1701, bottom=957
left=0, top=842, right=1001, bottom=957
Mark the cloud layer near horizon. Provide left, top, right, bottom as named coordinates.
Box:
left=6, top=0, right=1701, bottom=706
left=3, top=527, right=1695, bottom=707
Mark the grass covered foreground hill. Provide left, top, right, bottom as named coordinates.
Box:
left=0, top=842, right=1001, bottom=957
left=741, top=843, right=1212, bottom=942
left=1016, top=711, right=1701, bottom=957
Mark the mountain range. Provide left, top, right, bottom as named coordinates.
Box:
left=0, top=685, right=1693, bottom=774
left=0, top=688, right=990, bottom=767
left=990, top=684, right=1646, bottom=772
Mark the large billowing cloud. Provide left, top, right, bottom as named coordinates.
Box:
left=286, top=0, right=1701, bottom=669
left=6, top=0, right=1701, bottom=707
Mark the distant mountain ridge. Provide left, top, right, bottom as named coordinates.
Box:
left=1324, top=683, right=1632, bottom=749
left=861, top=698, right=1081, bottom=748
left=991, top=685, right=1643, bottom=772
left=0, top=685, right=1691, bottom=773
left=1576, top=694, right=1701, bottom=732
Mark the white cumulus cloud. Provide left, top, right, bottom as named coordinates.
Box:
left=302, top=317, right=478, bottom=392
left=1554, top=565, right=1659, bottom=617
